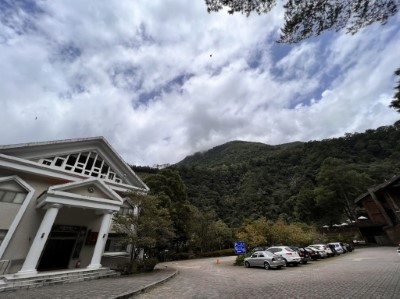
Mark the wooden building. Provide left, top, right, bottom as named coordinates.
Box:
left=355, top=175, right=400, bottom=245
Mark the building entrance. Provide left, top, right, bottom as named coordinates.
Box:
left=37, top=225, right=87, bottom=271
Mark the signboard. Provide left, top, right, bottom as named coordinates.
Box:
left=234, top=241, right=247, bottom=255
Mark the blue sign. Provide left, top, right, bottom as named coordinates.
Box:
left=234, top=241, right=247, bottom=255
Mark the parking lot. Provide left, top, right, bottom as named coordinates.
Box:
left=1, top=247, right=398, bottom=298
left=139, top=246, right=400, bottom=299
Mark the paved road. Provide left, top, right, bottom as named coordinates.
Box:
left=139, top=247, right=400, bottom=299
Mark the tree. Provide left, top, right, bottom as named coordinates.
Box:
left=314, top=158, right=373, bottom=224
left=113, top=192, right=175, bottom=263
left=390, top=68, right=400, bottom=112
left=206, top=1, right=398, bottom=42
left=143, top=169, right=195, bottom=252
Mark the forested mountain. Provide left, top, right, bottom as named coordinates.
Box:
left=167, top=121, right=400, bottom=227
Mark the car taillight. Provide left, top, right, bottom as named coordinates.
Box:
left=286, top=252, right=292, bottom=255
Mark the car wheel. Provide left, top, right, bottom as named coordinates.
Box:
left=244, top=261, right=250, bottom=268
left=264, top=262, right=270, bottom=270
left=283, top=258, right=288, bottom=266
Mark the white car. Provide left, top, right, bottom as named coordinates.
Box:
left=328, top=242, right=345, bottom=254
left=266, top=246, right=301, bottom=266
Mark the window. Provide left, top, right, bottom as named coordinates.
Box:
left=39, top=151, right=124, bottom=183
left=0, top=230, right=7, bottom=246
left=0, top=190, right=27, bottom=204
left=105, top=234, right=127, bottom=252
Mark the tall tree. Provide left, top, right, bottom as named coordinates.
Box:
left=113, top=192, right=175, bottom=263
left=390, top=68, right=400, bottom=112
left=143, top=169, right=194, bottom=252
left=314, top=158, right=373, bottom=224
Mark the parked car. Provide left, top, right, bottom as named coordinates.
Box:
left=290, top=247, right=311, bottom=264
left=341, top=242, right=354, bottom=252
left=305, top=247, right=321, bottom=260
left=244, top=251, right=286, bottom=270
left=327, top=244, right=339, bottom=256
left=251, top=246, right=267, bottom=253
left=328, top=242, right=345, bottom=254
left=308, top=245, right=328, bottom=258
left=266, top=246, right=301, bottom=266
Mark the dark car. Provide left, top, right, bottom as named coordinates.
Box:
left=305, top=247, right=321, bottom=260
left=342, top=242, right=354, bottom=252
left=290, top=247, right=311, bottom=264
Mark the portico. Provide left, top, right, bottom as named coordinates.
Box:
left=0, top=137, right=149, bottom=277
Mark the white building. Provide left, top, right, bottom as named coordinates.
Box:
left=0, top=137, right=148, bottom=276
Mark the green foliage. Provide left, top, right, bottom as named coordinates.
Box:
left=205, top=1, right=398, bottom=42
left=390, top=68, right=400, bottom=112
left=197, top=249, right=235, bottom=258
left=236, top=219, right=323, bottom=247
left=314, top=158, right=373, bottom=224
left=113, top=192, right=175, bottom=263
left=234, top=253, right=251, bottom=266
left=174, top=122, right=400, bottom=227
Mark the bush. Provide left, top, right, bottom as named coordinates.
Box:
left=169, top=252, right=195, bottom=260
left=235, top=255, right=245, bottom=266
left=197, top=249, right=235, bottom=258
left=116, top=258, right=159, bottom=275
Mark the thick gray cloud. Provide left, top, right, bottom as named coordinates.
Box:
left=0, top=1, right=399, bottom=166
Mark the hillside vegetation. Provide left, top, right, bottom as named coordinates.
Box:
left=169, top=121, right=400, bottom=227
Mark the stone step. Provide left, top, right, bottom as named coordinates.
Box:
left=0, top=268, right=119, bottom=293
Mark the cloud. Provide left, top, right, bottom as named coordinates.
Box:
left=0, top=1, right=399, bottom=166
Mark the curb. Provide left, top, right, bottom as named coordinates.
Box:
left=113, top=269, right=179, bottom=299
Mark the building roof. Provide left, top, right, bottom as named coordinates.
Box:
left=355, top=174, right=400, bottom=204
left=0, top=136, right=149, bottom=191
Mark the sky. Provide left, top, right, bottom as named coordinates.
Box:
left=1, top=0, right=399, bottom=166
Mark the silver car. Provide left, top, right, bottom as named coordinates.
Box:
left=244, top=251, right=286, bottom=270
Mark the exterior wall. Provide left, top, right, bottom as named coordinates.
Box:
left=0, top=168, right=68, bottom=273
left=362, top=198, right=386, bottom=224
left=0, top=203, right=21, bottom=229
left=1, top=168, right=122, bottom=274
left=67, top=185, right=112, bottom=199
left=385, top=225, right=400, bottom=244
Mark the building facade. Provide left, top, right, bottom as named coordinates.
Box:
left=0, top=137, right=148, bottom=276
left=355, top=175, right=400, bottom=245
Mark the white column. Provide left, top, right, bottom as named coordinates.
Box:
left=17, top=204, right=62, bottom=276
left=87, top=210, right=113, bottom=269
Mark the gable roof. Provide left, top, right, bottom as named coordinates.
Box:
left=355, top=174, right=400, bottom=204
left=0, top=137, right=149, bottom=191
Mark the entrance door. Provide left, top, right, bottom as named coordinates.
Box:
left=37, top=225, right=87, bottom=271
left=37, top=238, right=76, bottom=271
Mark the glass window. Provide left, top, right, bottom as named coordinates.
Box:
left=0, top=190, right=27, bottom=204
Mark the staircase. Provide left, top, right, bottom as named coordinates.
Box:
left=0, top=268, right=120, bottom=293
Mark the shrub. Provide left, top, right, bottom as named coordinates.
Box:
left=197, top=249, right=235, bottom=258
left=235, top=255, right=245, bottom=266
